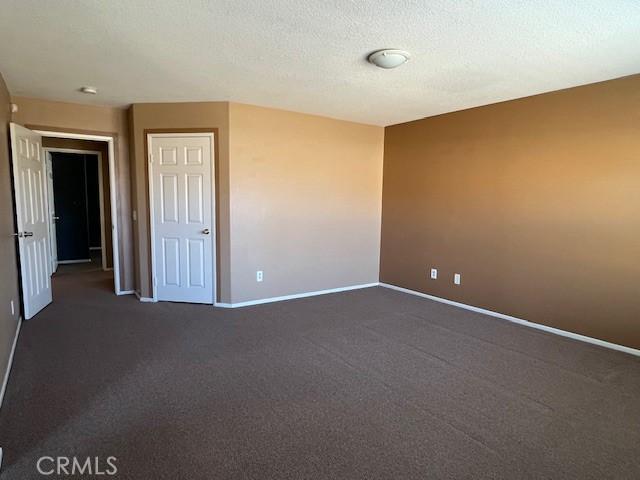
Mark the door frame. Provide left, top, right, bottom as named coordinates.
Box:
left=44, top=147, right=107, bottom=271
left=147, top=131, right=217, bottom=304
left=34, top=130, right=122, bottom=295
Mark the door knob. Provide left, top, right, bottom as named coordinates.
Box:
left=53, top=216, right=60, bottom=221
left=202, top=228, right=210, bottom=235
left=23, top=231, right=34, bottom=237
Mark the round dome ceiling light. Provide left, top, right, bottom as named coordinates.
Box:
left=80, top=86, right=98, bottom=94
left=367, top=49, right=411, bottom=69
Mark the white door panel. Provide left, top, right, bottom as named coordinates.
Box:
left=10, top=123, right=53, bottom=319
left=150, top=134, right=214, bottom=304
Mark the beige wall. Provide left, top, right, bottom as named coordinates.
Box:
left=128, top=102, right=383, bottom=303
left=0, top=74, right=20, bottom=391
left=128, top=102, right=231, bottom=300
left=11, top=97, right=133, bottom=291
left=41, top=137, right=113, bottom=268
left=228, top=103, right=384, bottom=302
left=380, top=74, right=640, bottom=349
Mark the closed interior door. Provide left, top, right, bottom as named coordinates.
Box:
left=149, top=134, right=215, bottom=303
left=10, top=123, right=52, bottom=319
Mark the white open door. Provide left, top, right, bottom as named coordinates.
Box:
left=148, top=133, right=215, bottom=304
left=10, top=123, right=53, bottom=319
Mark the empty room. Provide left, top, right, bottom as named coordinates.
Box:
left=0, top=1, right=639, bottom=478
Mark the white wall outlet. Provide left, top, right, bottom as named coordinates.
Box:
left=10, top=300, right=14, bottom=316
left=454, top=273, right=461, bottom=285
left=430, top=268, right=438, bottom=280
left=256, top=270, right=263, bottom=282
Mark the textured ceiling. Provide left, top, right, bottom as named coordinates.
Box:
left=1, top=0, right=639, bottom=126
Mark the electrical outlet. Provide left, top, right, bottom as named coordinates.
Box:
left=430, top=268, right=437, bottom=280
left=454, top=273, right=461, bottom=285
left=10, top=300, right=14, bottom=316
left=256, top=270, right=263, bottom=282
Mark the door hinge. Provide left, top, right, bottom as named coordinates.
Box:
left=148, top=153, right=153, bottom=164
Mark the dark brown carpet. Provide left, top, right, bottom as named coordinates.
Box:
left=0, top=270, right=639, bottom=479
left=55, top=249, right=103, bottom=276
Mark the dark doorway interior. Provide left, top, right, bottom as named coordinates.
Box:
left=51, top=152, right=101, bottom=265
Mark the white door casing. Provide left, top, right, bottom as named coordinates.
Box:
left=45, top=152, right=58, bottom=272
left=33, top=130, right=122, bottom=295
left=149, top=133, right=215, bottom=304
left=10, top=123, right=53, bottom=319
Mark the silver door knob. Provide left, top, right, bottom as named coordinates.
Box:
left=23, top=231, right=34, bottom=237
left=202, top=228, right=210, bottom=235
left=53, top=216, right=60, bottom=221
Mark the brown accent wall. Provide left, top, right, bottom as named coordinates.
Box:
left=0, top=74, right=20, bottom=388
left=128, top=102, right=231, bottom=300
left=11, top=97, right=133, bottom=291
left=228, top=103, right=384, bottom=303
left=41, top=137, right=113, bottom=268
left=380, top=74, right=640, bottom=349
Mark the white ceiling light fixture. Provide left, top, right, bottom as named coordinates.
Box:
left=80, top=86, right=98, bottom=94
left=367, top=49, right=411, bottom=69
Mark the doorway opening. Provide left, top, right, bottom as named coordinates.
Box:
left=10, top=124, right=124, bottom=321
left=45, top=148, right=109, bottom=275
left=34, top=129, right=122, bottom=296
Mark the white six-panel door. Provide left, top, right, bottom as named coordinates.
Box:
left=149, top=134, right=215, bottom=304
left=10, top=123, right=53, bottom=319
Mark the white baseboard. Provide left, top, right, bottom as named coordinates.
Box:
left=214, top=302, right=233, bottom=308
left=117, top=289, right=135, bottom=296
left=379, top=283, right=640, bottom=358
left=58, top=259, right=91, bottom=265
left=135, top=291, right=156, bottom=303
left=0, top=318, right=22, bottom=410
left=215, top=282, right=380, bottom=308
